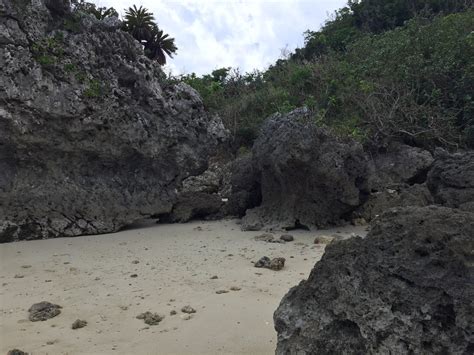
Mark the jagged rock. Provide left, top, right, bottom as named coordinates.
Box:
left=371, top=143, right=434, bottom=188
left=7, top=350, right=28, bottom=355
left=222, top=154, right=262, bottom=217
left=255, top=256, right=286, bottom=271
left=355, top=183, right=434, bottom=220
left=181, top=305, right=196, bottom=314
left=0, top=1, right=225, bottom=242
left=28, top=302, right=62, bottom=321
left=427, top=149, right=474, bottom=209
left=274, top=206, right=474, bottom=354
left=136, top=312, right=164, bottom=326
left=71, top=319, right=87, bottom=329
left=242, top=109, right=371, bottom=230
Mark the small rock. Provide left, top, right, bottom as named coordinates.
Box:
left=280, top=234, right=294, bottom=242
left=313, top=236, right=335, bottom=244
left=28, top=302, right=61, bottom=322
left=181, top=305, right=196, bottom=314
left=136, top=312, right=164, bottom=326
left=180, top=314, right=193, bottom=320
left=254, top=233, right=274, bottom=242
left=71, top=319, right=87, bottom=329
left=254, top=256, right=271, bottom=268
left=254, top=256, right=285, bottom=271
left=216, top=290, right=229, bottom=294
left=230, top=286, right=241, bottom=291
left=130, top=274, right=138, bottom=278
left=7, top=350, right=28, bottom=355
left=269, top=257, right=285, bottom=271
left=21, top=265, right=32, bottom=269
left=210, top=275, right=218, bottom=279
left=131, top=260, right=139, bottom=264
left=170, top=310, right=177, bottom=316
left=14, top=274, right=24, bottom=279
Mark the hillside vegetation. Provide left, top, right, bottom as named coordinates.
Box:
left=178, top=0, right=474, bottom=150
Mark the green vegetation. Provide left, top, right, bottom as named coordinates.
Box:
left=180, top=1, right=473, bottom=149
left=31, top=35, right=64, bottom=67
left=83, top=79, right=104, bottom=98
left=123, top=5, right=177, bottom=65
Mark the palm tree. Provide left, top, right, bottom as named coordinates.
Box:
left=123, top=5, right=155, bottom=43
left=145, top=25, right=178, bottom=65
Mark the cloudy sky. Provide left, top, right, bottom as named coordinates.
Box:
left=94, top=0, right=347, bottom=75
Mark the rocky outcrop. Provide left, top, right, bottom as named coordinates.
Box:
left=0, top=0, right=225, bottom=242
left=354, top=143, right=435, bottom=220
left=428, top=149, right=474, bottom=212
left=274, top=206, right=474, bottom=354
left=159, top=153, right=261, bottom=222
left=355, top=184, right=434, bottom=220
left=241, top=109, right=371, bottom=230
left=370, top=143, right=434, bottom=189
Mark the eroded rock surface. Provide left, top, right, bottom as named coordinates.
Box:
left=28, top=302, right=62, bottom=321
left=0, top=0, right=224, bottom=242
left=428, top=149, right=474, bottom=211
left=242, top=109, right=371, bottom=230
left=274, top=206, right=474, bottom=354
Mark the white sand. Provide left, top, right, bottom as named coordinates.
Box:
left=0, top=219, right=366, bottom=354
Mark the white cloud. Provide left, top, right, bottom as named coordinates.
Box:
left=93, top=0, right=347, bottom=75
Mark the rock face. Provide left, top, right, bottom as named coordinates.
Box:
left=370, top=143, right=434, bottom=188
left=428, top=149, right=474, bottom=211
left=355, top=143, right=435, bottom=220
left=274, top=206, right=474, bottom=354
left=242, top=109, right=371, bottom=230
left=160, top=153, right=261, bottom=222
left=0, top=0, right=224, bottom=242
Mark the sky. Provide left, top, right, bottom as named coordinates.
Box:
left=94, top=0, right=348, bottom=75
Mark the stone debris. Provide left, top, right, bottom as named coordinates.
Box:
left=181, top=306, right=196, bottom=314
left=313, top=235, right=335, bottom=244
left=71, top=319, right=87, bottom=329
left=254, top=257, right=286, bottom=271
left=280, top=234, right=294, bottom=242
left=28, top=302, right=61, bottom=322
left=136, top=312, right=164, bottom=326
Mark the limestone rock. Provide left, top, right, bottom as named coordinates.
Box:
left=274, top=206, right=474, bottom=354
left=28, top=302, right=62, bottom=321
left=0, top=0, right=224, bottom=242
left=242, top=109, right=371, bottom=230
left=427, top=149, right=474, bottom=209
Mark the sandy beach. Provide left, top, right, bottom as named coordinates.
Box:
left=0, top=219, right=366, bottom=355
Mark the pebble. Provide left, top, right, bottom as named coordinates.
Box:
left=181, top=305, right=196, bottom=314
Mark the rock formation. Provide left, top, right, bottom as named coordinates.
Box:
left=428, top=149, right=474, bottom=212
left=241, top=108, right=371, bottom=230
left=274, top=206, right=474, bottom=354
left=0, top=0, right=225, bottom=242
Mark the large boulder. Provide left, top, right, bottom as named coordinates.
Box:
left=241, top=109, right=371, bottom=230
left=274, top=206, right=474, bottom=354
left=0, top=1, right=225, bottom=242
left=428, top=149, right=474, bottom=211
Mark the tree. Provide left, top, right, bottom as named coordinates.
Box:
left=123, top=6, right=177, bottom=65
left=123, top=5, right=155, bottom=43
left=144, top=25, right=177, bottom=65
